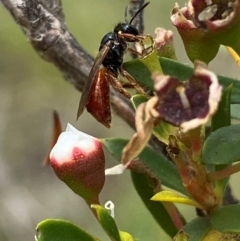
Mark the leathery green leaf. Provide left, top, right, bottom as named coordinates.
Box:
left=174, top=217, right=211, bottom=241
left=211, top=85, right=232, bottom=132
left=211, top=205, right=240, bottom=233
left=232, top=104, right=240, bottom=120
left=131, top=171, right=179, bottom=237
left=102, top=138, right=187, bottom=195
left=202, top=124, right=240, bottom=164
left=131, top=94, right=148, bottom=109
left=211, top=85, right=232, bottom=194
left=35, top=219, right=100, bottom=241
left=122, top=59, right=153, bottom=90
left=91, top=204, right=121, bottom=241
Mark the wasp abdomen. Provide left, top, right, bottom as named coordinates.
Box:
left=86, top=68, right=111, bottom=128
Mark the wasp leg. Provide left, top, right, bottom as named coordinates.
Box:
left=127, top=47, right=144, bottom=57
left=118, top=33, right=145, bottom=42
left=119, top=67, right=147, bottom=96
left=106, top=73, right=131, bottom=99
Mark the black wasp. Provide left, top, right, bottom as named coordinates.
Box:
left=77, top=2, right=150, bottom=128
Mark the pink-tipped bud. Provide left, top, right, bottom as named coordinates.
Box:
left=50, top=124, right=105, bottom=204
left=154, top=27, right=177, bottom=60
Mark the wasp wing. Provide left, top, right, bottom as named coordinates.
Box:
left=76, top=42, right=112, bottom=120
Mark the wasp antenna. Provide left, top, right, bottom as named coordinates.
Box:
left=129, top=2, right=150, bottom=25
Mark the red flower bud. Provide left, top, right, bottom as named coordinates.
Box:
left=50, top=124, right=105, bottom=204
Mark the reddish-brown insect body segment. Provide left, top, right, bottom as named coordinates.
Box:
left=85, top=68, right=111, bottom=128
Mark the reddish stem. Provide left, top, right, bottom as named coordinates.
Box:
left=208, top=162, right=240, bottom=182
left=162, top=202, right=184, bottom=231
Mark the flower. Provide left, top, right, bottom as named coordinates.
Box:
left=50, top=124, right=105, bottom=204
left=171, top=0, right=240, bottom=63
left=152, top=61, right=222, bottom=132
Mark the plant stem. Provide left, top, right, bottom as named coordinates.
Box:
left=208, top=162, right=240, bottom=182
left=162, top=202, right=184, bottom=231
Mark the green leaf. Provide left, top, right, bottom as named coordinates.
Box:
left=211, top=85, right=232, bottom=194
left=211, top=85, right=232, bottom=132
left=211, top=205, right=240, bottom=232
left=102, top=138, right=187, bottom=195
left=131, top=171, right=179, bottom=238
left=175, top=217, right=211, bottom=241
left=123, top=57, right=240, bottom=104
left=202, top=124, right=240, bottom=164
left=36, top=219, right=100, bottom=241
left=131, top=94, right=148, bottom=108
left=160, top=57, right=192, bottom=80
left=123, top=59, right=153, bottom=90
left=91, top=204, right=121, bottom=241
left=232, top=104, right=240, bottom=120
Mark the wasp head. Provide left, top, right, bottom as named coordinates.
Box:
left=114, top=23, right=139, bottom=41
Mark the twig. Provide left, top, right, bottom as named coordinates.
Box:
left=128, top=0, right=146, bottom=34
left=128, top=0, right=146, bottom=59
left=2, top=0, right=93, bottom=90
